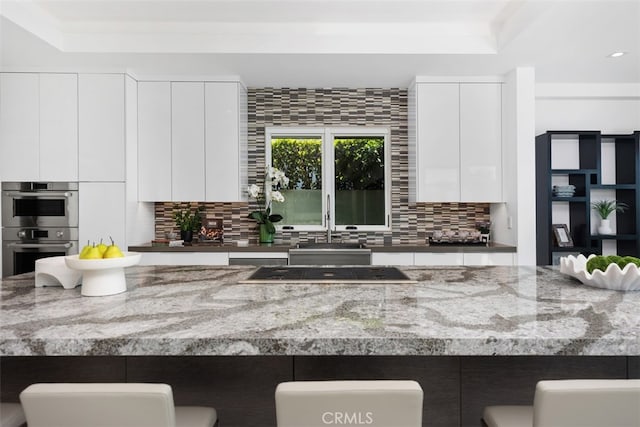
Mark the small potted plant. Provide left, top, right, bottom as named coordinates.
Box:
left=591, top=200, right=628, bottom=235
left=173, top=206, right=202, bottom=243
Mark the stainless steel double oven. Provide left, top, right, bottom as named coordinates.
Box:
left=2, top=182, right=79, bottom=277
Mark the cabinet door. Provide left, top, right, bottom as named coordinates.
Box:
left=40, top=74, right=78, bottom=181
left=205, top=82, right=241, bottom=201
left=416, top=83, right=460, bottom=202
left=371, top=252, right=414, bottom=266
left=463, top=252, right=514, bottom=266
left=78, top=74, right=125, bottom=182
left=172, top=82, right=205, bottom=201
left=138, top=82, right=171, bottom=201
left=414, top=252, right=464, bottom=266
left=0, top=73, right=39, bottom=181
left=79, top=182, right=126, bottom=250
left=460, top=83, right=502, bottom=202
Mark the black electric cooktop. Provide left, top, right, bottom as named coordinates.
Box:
left=243, top=266, right=414, bottom=283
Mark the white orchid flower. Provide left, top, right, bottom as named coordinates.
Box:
left=271, top=191, right=285, bottom=203
left=247, top=184, right=262, bottom=199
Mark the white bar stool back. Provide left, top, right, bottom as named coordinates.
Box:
left=483, top=379, right=640, bottom=427
left=0, top=402, right=26, bottom=427
left=275, top=380, right=423, bottom=427
left=19, top=383, right=217, bottom=427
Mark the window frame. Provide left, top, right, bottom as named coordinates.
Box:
left=265, top=126, right=391, bottom=233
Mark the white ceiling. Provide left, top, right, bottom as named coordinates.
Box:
left=1, top=0, right=638, bottom=87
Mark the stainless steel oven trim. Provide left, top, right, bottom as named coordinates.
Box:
left=5, top=192, right=74, bottom=198
left=2, top=239, right=78, bottom=277
left=7, top=242, right=74, bottom=249
left=2, top=182, right=79, bottom=228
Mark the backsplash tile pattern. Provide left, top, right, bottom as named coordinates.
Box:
left=155, top=88, right=490, bottom=244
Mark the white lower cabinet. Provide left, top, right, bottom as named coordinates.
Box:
left=462, top=253, right=515, bottom=266
left=371, top=252, right=415, bottom=266
left=79, top=183, right=126, bottom=250
left=414, top=252, right=464, bottom=266
left=139, top=252, right=229, bottom=266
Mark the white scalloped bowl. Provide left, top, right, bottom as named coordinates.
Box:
left=559, top=254, right=640, bottom=291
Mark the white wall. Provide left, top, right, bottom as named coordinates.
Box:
left=492, top=67, right=536, bottom=265
left=536, top=84, right=640, bottom=134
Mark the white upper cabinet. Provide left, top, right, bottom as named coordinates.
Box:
left=0, top=73, right=40, bottom=181
left=205, top=82, right=246, bottom=202
left=137, top=79, right=247, bottom=202
left=0, top=73, right=79, bottom=182
left=79, top=74, right=125, bottom=182
left=40, top=74, right=78, bottom=181
left=172, top=82, right=205, bottom=201
left=409, top=80, right=503, bottom=203
left=138, top=81, right=172, bottom=201
left=415, top=83, right=460, bottom=202
left=459, top=84, right=502, bottom=202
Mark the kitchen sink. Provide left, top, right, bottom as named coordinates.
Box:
left=294, top=242, right=367, bottom=249
left=289, top=242, right=371, bottom=265
left=242, top=266, right=414, bottom=283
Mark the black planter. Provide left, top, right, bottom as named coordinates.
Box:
left=180, top=230, right=194, bottom=243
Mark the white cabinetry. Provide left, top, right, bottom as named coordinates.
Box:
left=79, top=182, right=126, bottom=249
left=409, top=80, right=503, bottom=202
left=40, top=74, right=78, bottom=181
left=139, top=252, right=229, bottom=266
left=205, top=82, right=247, bottom=201
left=138, top=79, right=247, bottom=202
left=138, top=81, right=171, bottom=201
left=371, top=252, right=415, bottom=266
left=172, top=82, right=205, bottom=201
left=459, top=84, right=502, bottom=202
left=0, top=73, right=39, bottom=181
left=0, top=73, right=78, bottom=181
left=462, top=252, right=515, bottom=266
left=79, top=74, right=125, bottom=182
left=413, top=83, right=460, bottom=201
left=414, top=252, right=464, bottom=266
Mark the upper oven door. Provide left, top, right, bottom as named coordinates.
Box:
left=2, top=184, right=79, bottom=228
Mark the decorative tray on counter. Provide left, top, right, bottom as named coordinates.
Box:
left=428, top=231, right=490, bottom=246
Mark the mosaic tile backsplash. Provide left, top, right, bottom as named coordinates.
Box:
left=155, top=88, right=490, bottom=244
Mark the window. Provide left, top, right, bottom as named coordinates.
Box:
left=265, top=127, right=391, bottom=232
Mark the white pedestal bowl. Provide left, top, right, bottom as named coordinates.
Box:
left=65, top=252, right=142, bottom=296
left=559, top=254, right=640, bottom=291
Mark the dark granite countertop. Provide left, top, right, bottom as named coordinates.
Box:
left=128, top=242, right=516, bottom=253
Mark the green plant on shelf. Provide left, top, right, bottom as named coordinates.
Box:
left=173, top=206, right=203, bottom=231
left=591, top=200, right=628, bottom=219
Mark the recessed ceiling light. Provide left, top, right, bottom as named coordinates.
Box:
left=608, top=51, right=626, bottom=58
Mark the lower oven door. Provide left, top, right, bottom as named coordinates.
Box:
left=2, top=241, right=77, bottom=277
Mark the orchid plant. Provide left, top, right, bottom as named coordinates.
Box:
left=247, top=166, right=289, bottom=234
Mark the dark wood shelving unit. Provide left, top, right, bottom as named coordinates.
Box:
left=536, top=130, right=640, bottom=265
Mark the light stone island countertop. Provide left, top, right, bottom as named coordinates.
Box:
left=1, top=266, right=638, bottom=357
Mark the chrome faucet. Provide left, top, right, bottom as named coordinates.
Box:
left=326, top=194, right=331, bottom=243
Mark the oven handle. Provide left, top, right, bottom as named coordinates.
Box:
left=7, top=242, right=73, bottom=249
left=5, top=192, right=73, bottom=198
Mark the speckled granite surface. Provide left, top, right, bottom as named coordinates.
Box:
left=1, top=266, right=638, bottom=356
